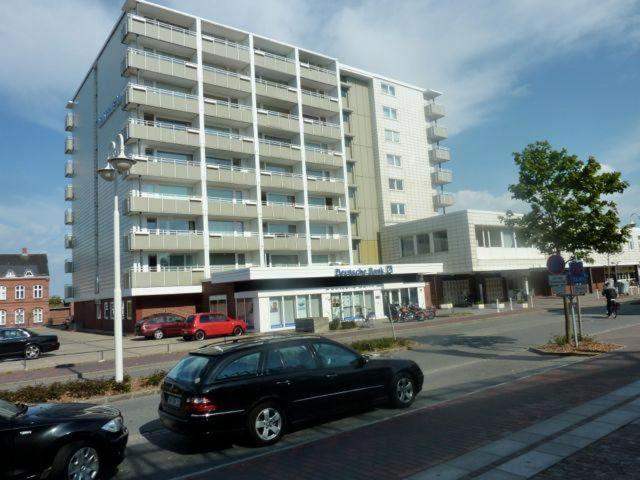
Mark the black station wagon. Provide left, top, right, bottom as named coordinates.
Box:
left=158, top=335, right=423, bottom=445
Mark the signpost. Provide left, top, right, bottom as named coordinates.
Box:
left=548, top=274, right=568, bottom=295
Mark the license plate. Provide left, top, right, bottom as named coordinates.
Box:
left=166, top=394, right=181, bottom=408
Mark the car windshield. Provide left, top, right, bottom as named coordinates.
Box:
left=0, top=399, right=22, bottom=419
left=167, top=355, right=211, bottom=385
left=186, top=315, right=195, bottom=323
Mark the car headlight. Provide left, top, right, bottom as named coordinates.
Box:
left=101, top=417, right=123, bottom=433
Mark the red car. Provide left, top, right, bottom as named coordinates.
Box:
left=182, top=312, right=247, bottom=341
left=135, top=313, right=186, bottom=340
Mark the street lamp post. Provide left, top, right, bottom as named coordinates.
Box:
left=97, top=134, right=136, bottom=383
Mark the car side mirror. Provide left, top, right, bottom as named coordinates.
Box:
left=359, top=355, right=369, bottom=367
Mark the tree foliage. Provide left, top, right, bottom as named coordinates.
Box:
left=49, top=295, right=63, bottom=307
left=505, top=141, right=629, bottom=259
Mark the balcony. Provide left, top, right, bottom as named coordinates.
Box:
left=129, top=155, right=201, bottom=182
left=202, top=35, right=250, bottom=64
left=263, top=233, right=307, bottom=252
left=429, top=146, right=451, bottom=164
left=122, top=14, right=197, bottom=50
left=202, top=65, right=252, bottom=94
left=65, top=112, right=75, bottom=131
left=124, top=267, right=205, bottom=289
left=310, top=234, right=349, bottom=252
left=64, top=209, right=74, bottom=225
left=255, top=79, right=298, bottom=104
left=305, top=147, right=344, bottom=169
left=65, top=136, right=75, bottom=154
left=64, top=259, right=73, bottom=274
left=209, top=232, right=259, bottom=252
left=64, top=285, right=74, bottom=300
left=65, top=159, right=74, bottom=177
left=260, top=171, right=304, bottom=191
left=303, top=118, right=341, bottom=141
left=123, top=48, right=197, bottom=83
left=204, top=99, right=252, bottom=124
left=125, top=118, right=200, bottom=148
left=64, top=234, right=75, bottom=249
left=259, top=139, right=302, bottom=163
left=261, top=201, right=306, bottom=222
left=205, top=129, right=255, bottom=155
left=207, top=198, right=258, bottom=219
left=128, top=228, right=204, bottom=251
left=207, top=164, right=256, bottom=187
left=433, top=193, right=455, bottom=209
left=301, top=89, right=340, bottom=113
left=299, top=62, right=337, bottom=86
left=424, top=103, right=445, bottom=120
left=306, top=176, right=345, bottom=195
left=431, top=169, right=453, bottom=186
left=308, top=205, right=348, bottom=223
left=257, top=109, right=299, bottom=134
left=126, top=192, right=203, bottom=216
left=124, top=84, right=198, bottom=116
left=64, top=185, right=74, bottom=201
left=253, top=49, right=296, bottom=76
left=427, top=125, right=448, bottom=143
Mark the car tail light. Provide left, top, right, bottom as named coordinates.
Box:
left=185, top=396, right=217, bottom=414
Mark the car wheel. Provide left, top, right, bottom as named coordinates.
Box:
left=232, top=326, right=244, bottom=337
left=24, top=344, right=41, bottom=360
left=153, top=329, right=164, bottom=340
left=194, top=330, right=206, bottom=341
left=389, top=372, right=416, bottom=408
left=247, top=402, right=285, bottom=446
left=50, top=440, right=101, bottom=480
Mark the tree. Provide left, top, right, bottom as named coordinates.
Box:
left=505, top=141, right=630, bottom=339
left=49, top=295, right=63, bottom=307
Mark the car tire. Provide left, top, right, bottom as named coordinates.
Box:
left=153, top=329, right=164, bottom=340
left=24, top=344, right=41, bottom=360
left=50, top=440, right=102, bottom=480
left=389, top=372, right=416, bottom=408
left=194, top=330, right=206, bottom=341
left=232, top=326, right=244, bottom=337
left=247, top=402, right=285, bottom=446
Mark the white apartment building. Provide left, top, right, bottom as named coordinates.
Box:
left=63, top=0, right=451, bottom=332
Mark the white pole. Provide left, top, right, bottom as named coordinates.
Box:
left=496, top=299, right=500, bottom=312
left=113, top=192, right=124, bottom=383
left=509, top=298, right=513, bottom=311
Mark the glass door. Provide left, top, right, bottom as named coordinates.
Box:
left=269, top=298, right=282, bottom=328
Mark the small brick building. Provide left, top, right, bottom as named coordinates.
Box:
left=0, top=249, right=50, bottom=328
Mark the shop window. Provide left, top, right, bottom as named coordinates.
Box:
left=310, top=294, right=322, bottom=317
left=433, top=230, right=449, bottom=252
left=210, top=295, right=228, bottom=315
left=236, top=298, right=255, bottom=329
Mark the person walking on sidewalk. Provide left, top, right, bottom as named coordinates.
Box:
left=603, top=281, right=618, bottom=318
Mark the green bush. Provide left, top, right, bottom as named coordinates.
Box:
left=340, top=321, right=357, bottom=330
left=350, top=337, right=411, bottom=353
left=329, top=319, right=341, bottom=330
left=552, top=334, right=593, bottom=346
left=0, top=375, right=133, bottom=403
left=140, top=370, right=166, bottom=387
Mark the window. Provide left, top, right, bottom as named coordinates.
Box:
left=167, top=355, right=210, bottom=385
left=15, top=309, right=25, bottom=324
left=217, top=352, right=261, bottom=380
left=383, top=106, right=398, bottom=120
left=110, top=302, right=114, bottom=320
left=502, top=229, right=516, bottom=248
left=126, top=300, right=133, bottom=320
left=33, top=285, right=43, bottom=299
left=266, top=345, right=316, bottom=373
left=24, top=270, right=33, bottom=277
left=388, top=178, right=404, bottom=191
left=104, top=302, right=110, bottom=321
left=433, top=230, right=449, bottom=252
left=400, top=236, right=415, bottom=257
left=33, top=308, right=43, bottom=324
left=313, top=342, right=359, bottom=368
left=0, top=310, right=5, bottom=325
left=5, top=270, right=15, bottom=278
left=384, top=129, right=400, bottom=142
left=475, top=226, right=503, bottom=248
left=96, top=304, right=101, bottom=320
left=15, top=286, right=25, bottom=300
left=381, top=83, right=396, bottom=96
left=386, top=154, right=401, bottom=167
left=391, top=203, right=405, bottom=215
left=0, top=286, right=5, bottom=301
left=417, top=233, right=431, bottom=255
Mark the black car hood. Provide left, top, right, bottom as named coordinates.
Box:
left=22, top=403, right=120, bottom=422
left=368, top=356, right=418, bottom=370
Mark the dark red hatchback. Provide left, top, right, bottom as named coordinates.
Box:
left=135, top=313, right=186, bottom=340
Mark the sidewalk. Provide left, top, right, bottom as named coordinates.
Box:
left=181, top=323, right=640, bottom=480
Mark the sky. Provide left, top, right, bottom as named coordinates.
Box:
left=0, top=0, right=639, bottom=296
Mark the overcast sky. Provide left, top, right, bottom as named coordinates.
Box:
left=0, top=0, right=639, bottom=295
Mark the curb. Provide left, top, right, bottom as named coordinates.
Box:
left=528, top=347, right=602, bottom=357
left=73, top=388, right=161, bottom=405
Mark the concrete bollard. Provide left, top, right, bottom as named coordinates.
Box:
left=98, top=350, right=105, bottom=363
left=496, top=299, right=500, bottom=312
left=509, top=298, right=513, bottom=311
left=167, top=343, right=172, bottom=354
left=23, top=359, right=28, bottom=371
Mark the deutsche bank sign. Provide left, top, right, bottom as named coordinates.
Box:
left=335, top=266, right=394, bottom=277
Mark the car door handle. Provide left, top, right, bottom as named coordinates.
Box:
left=276, top=380, right=291, bottom=386
left=325, top=373, right=337, bottom=378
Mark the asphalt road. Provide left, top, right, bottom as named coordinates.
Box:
left=109, top=300, right=640, bottom=480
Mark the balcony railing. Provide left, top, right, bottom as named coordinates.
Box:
left=65, top=136, right=75, bottom=154
left=64, top=209, right=74, bottom=225
left=262, top=200, right=303, bottom=208
left=255, top=78, right=297, bottom=92
left=301, top=89, right=338, bottom=102
left=125, top=48, right=197, bottom=77
left=65, top=112, right=75, bottom=131
left=433, top=193, right=455, bottom=208
left=206, top=35, right=249, bottom=51
left=124, top=266, right=205, bottom=289
left=305, top=145, right=342, bottom=156
left=132, top=227, right=203, bottom=236
left=254, top=49, right=295, bottom=64
left=308, top=204, right=347, bottom=212
left=259, top=109, right=299, bottom=121
left=125, top=118, right=200, bottom=147
left=204, top=128, right=244, bottom=140
left=259, top=138, right=299, bottom=149
left=299, top=62, right=334, bottom=76
left=428, top=146, right=451, bottom=164
left=124, top=14, right=196, bottom=48
left=64, top=185, right=74, bottom=201
left=432, top=169, right=453, bottom=185
left=128, top=82, right=199, bottom=102
left=64, top=259, right=74, bottom=274
left=129, top=117, right=193, bottom=132
left=303, top=118, right=340, bottom=129
left=210, top=231, right=258, bottom=237
left=261, top=170, right=304, bottom=179
left=208, top=197, right=257, bottom=206
left=134, top=190, right=199, bottom=201
left=202, top=64, right=245, bottom=79
left=136, top=154, right=200, bottom=168
left=65, top=159, right=74, bottom=177
left=209, top=162, right=255, bottom=173
left=64, top=234, right=75, bottom=249
left=206, top=98, right=252, bottom=111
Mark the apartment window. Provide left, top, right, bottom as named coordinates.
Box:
left=0, top=286, right=5, bottom=300
left=381, top=83, right=396, bottom=96
left=390, top=203, right=405, bottom=215
left=400, top=236, right=415, bottom=257
left=388, top=178, right=404, bottom=191
left=156, top=150, right=193, bottom=163
left=386, top=154, right=402, bottom=167
left=0, top=310, right=5, bottom=325
left=312, top=254, right=330, bottom=264
left=433, top=230, right=449, bottom=253
left=502, top=229, right=516, bottom=248
left=383, top=106, right=398, bottom=120
left=15, top=285, right=25, bottom=300
left=33, top=285, right=43, bottom=299
left=384, top=129, right=400, bottom=142
left=15, top=309, right=25, bottom=325
left=476, top=226, right=503, bottom=248
left=417, top=234, right=431, bottom=255
left=33, top=308, right=43, bottom=324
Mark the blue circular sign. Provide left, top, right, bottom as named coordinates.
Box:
left=547, top=255, right=565, bottom=274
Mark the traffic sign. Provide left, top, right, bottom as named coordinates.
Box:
left=548, top=274, right=568, bottom=295
left=547, top=255, right=565, bottom=275
left=568, top=261, right=587, bottom=285
left=572, top=284, right=588, bottom=295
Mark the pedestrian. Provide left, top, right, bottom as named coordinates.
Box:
left=602, top=281, right=618, bottom=318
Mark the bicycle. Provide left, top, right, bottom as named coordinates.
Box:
left=611, top=301, right=620, bottom=319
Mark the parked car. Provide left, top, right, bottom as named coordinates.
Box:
left=158, top=335, right=423, bottom=445
left=0, top=327, right=59, bottom=360
left=135, top=313, right=186, bottom=340
left=182, top=312, right=247, bottom=341
left=0, top=399, right=128, bottom=479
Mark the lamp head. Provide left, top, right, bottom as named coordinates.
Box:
left=106, top=133, right=136, bottom=173
left=98, top=164, right=116, bottom=182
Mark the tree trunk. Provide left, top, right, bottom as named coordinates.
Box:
left=563, top=296, right=572, bottom=341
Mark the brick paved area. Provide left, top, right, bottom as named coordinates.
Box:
left=533, top=421, right=640, bottom=479
left=185, top=326, right=640, bottom=480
